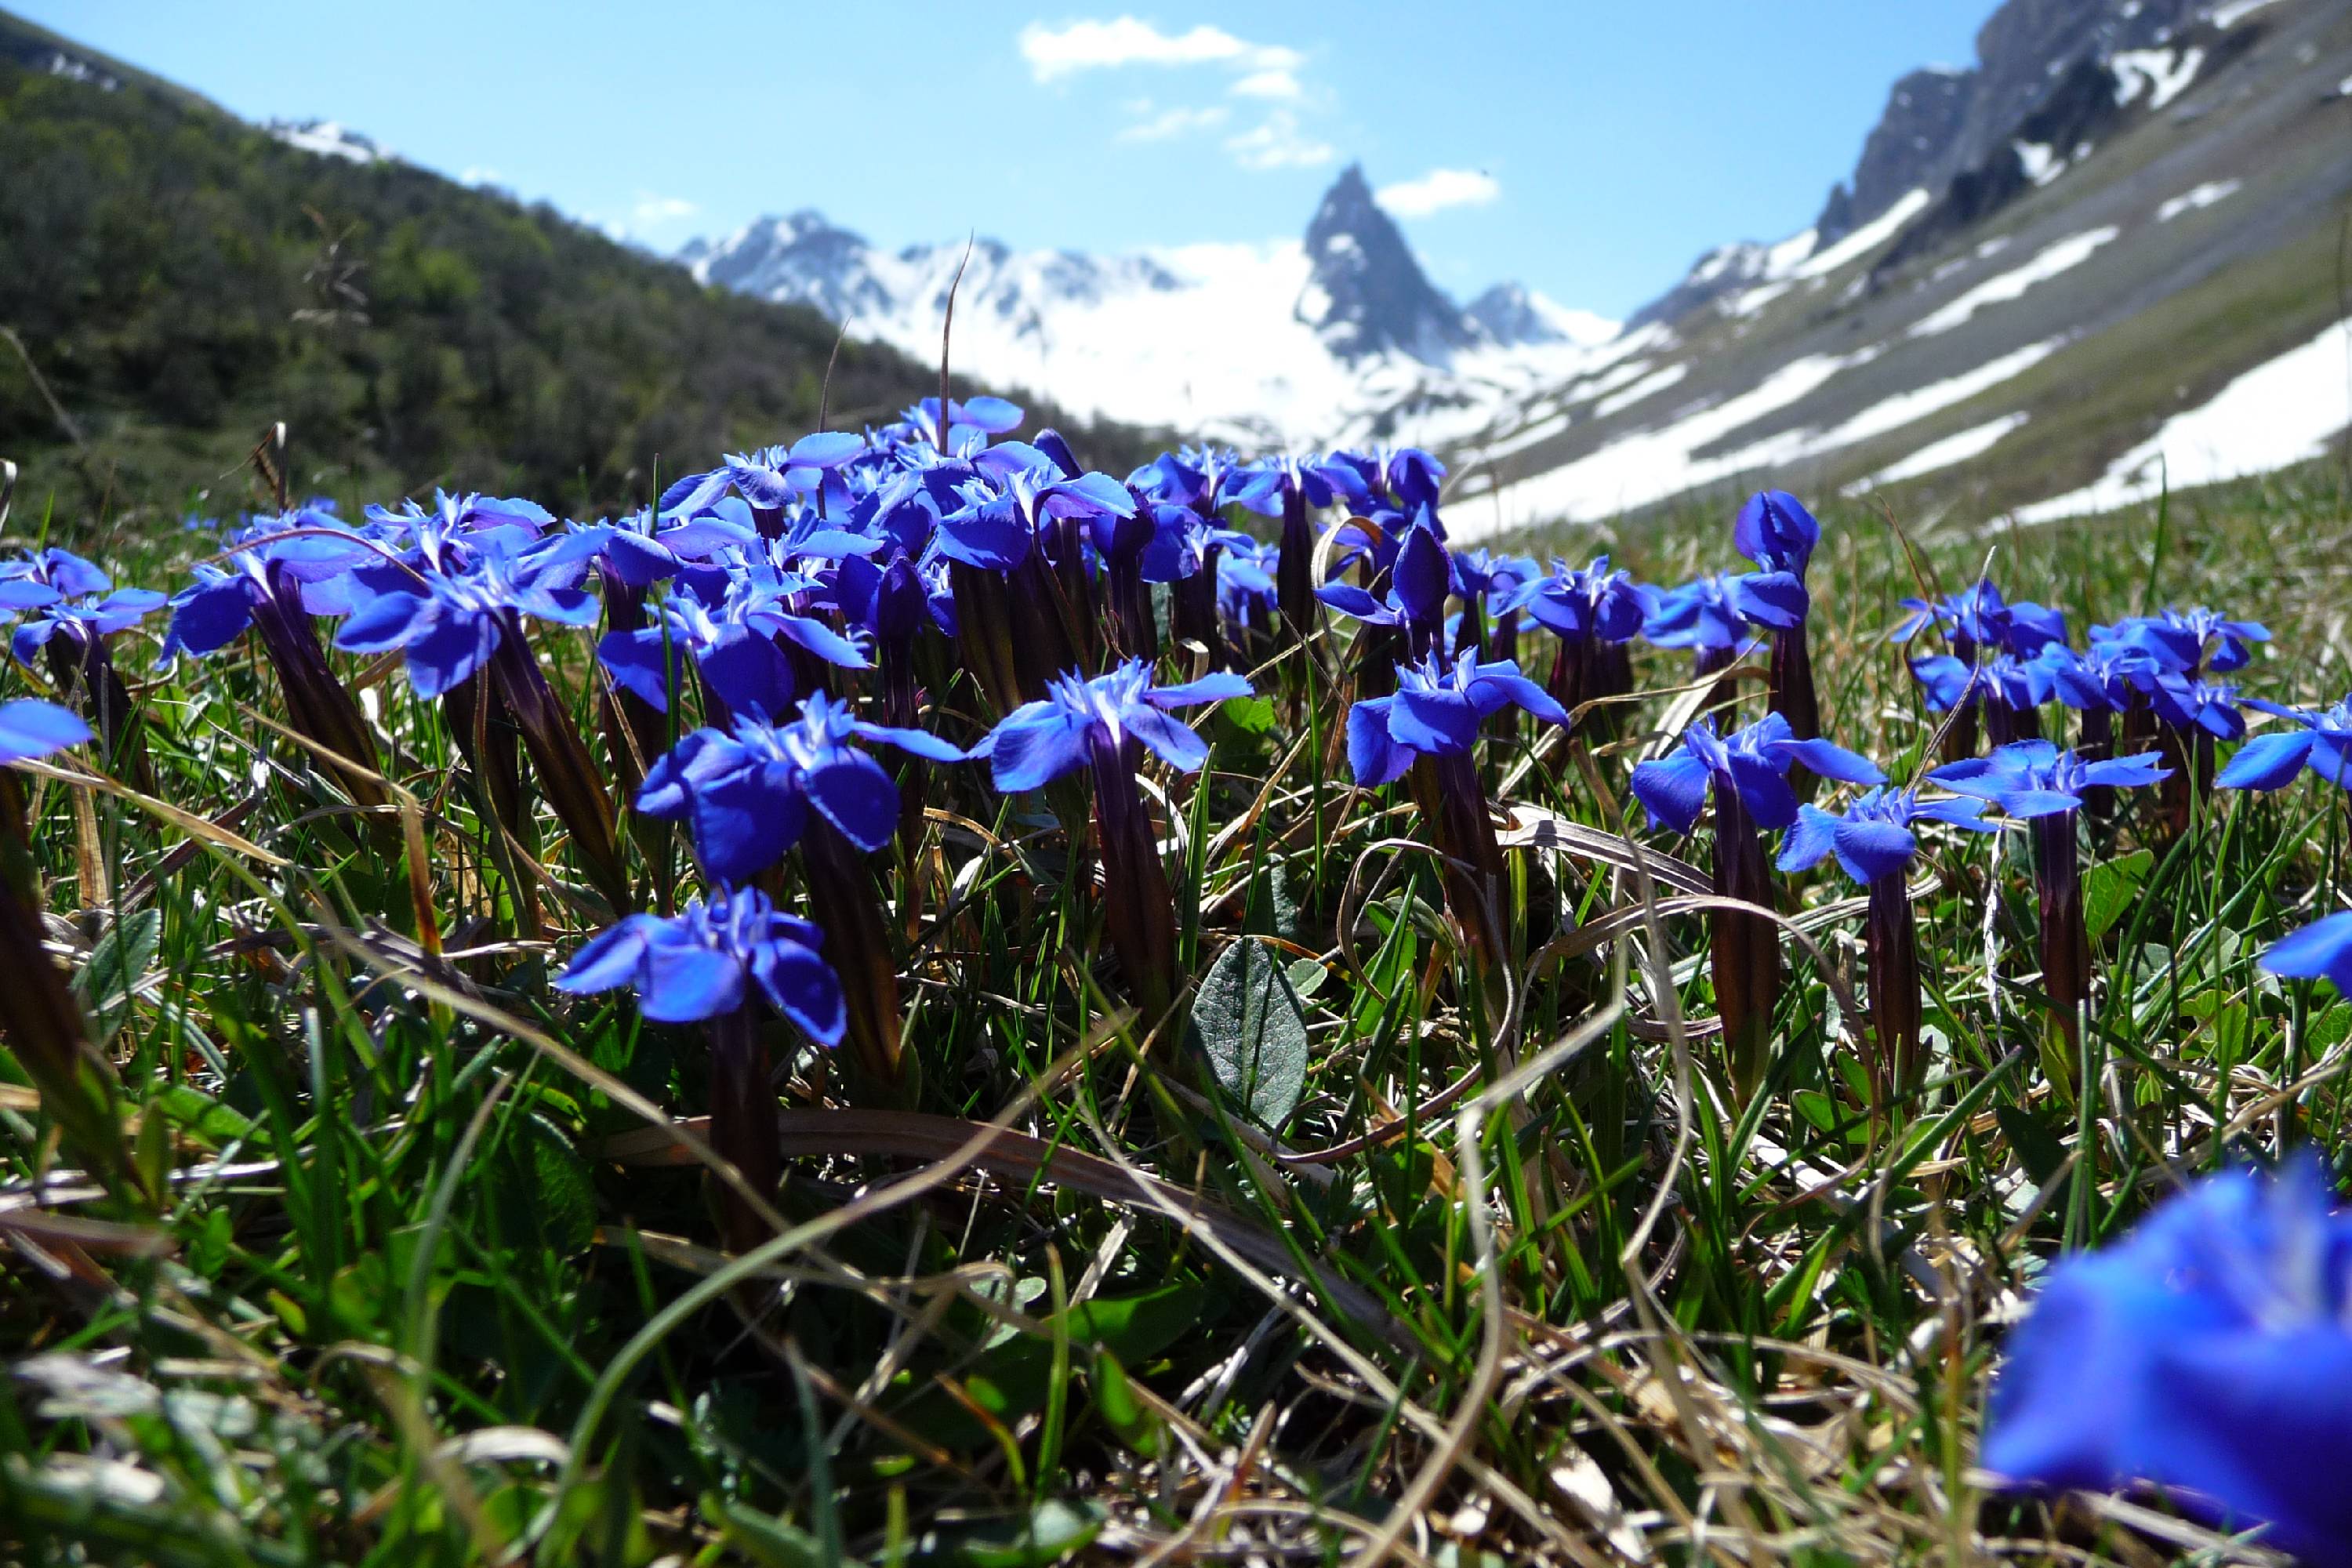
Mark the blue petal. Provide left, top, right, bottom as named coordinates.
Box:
left=983, top=703, right=1091, bottom=793
left=1388, top=687, right=1480, bottom=755
left=553, top=916, right=656, bottom=996
left=1733, top=570, right=1809, bottom=630
left=598, top=628, right=684, bottom=713
left=1726, top=752, right=1802, bottom=831
left=697, top=632, right=797, bottom=717
left=691, top=763, right=807, bottom=881
left=1780, top=738, right=1885, bottom=786
left=2216, top=731, right=2315, bottom=793
left=1346, top=698, right=1413, bottom=786
left=788, top=431, right=867, bottom=470
left=753, top=940, right=848, bottom=1046
left=1315, top=583, right=1392, bottom=622
left=1149, top=671, right=1253, bottom=708
left=1468, top=662, right=1568, bottom=728
left=1831, top=816, right=1916, bottom=883
left=164, top=580, right=258, bottom=659
left=771, top=612, right=871, bottom=669
left=1124, top=705, right=1209, bottom=772
left=1776, top=804, right=1841, bottom=874
left=1629, top=753, right=1711, bottom=835
left=804, top=752, right=901, bottom=852
left=637, top=941, right=746, bottom=1023
left=853, top=720, right=967, bottom=764
left=0, top=699, right=95, bottom=764
left=334, top=591, right=426, bottom=653
left=2260, top=913, right=2352, bottom=991
left=955, top=396, right=1025, bottom=434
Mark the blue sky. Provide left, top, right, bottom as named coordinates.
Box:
left=26, top=2, right=1995, bottom=319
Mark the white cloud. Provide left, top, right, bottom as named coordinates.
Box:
left=630, top=194, right=699, bottom=229
left=1229, top=67, right=1301, bottom=100
left=1375, top=167, right=1500, bottom=218
left=1117, top=103, right=1230, bottom=141
left=1019, top=17, right=1298, bottom=81
left=1225, top=110, right=1335, bottom=171
left=459, top=165, right=503, bottom=187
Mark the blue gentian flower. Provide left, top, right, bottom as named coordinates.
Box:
left=557, top=884, right=845, bottom=1036
left=1498, top=556, right=1645, bottom=729
left=1345, top=649, right=1569, bottom=788
left=1777, top=786, right=1994, bottom=884
left=974, top=659, right=1249, bottom=1018
left=1229, top=453, right=1336, bottom=630
left=0, top=546, right=112, bottom=613
left=0, top=699, right=92, bottom=764
left=2147, top=674, right=2246, bottom=742
left=974, top=660, right=1249, bottom=793
left=1780, top=785, right=1996, bottom=1094
left=1931, top=740, right=2168, bottom=818
left=2100, top=605, right=2270, bottom=676
left=1632, top=713, right=1881, bottom=1097
left=1933, top=741, right=2167, bottom=1044
left=1892, top=579, right=2067, bottom=659
left=598, top=575, right=867, bottom=725
left=638, top=695, right=964, bottom=883
left=1643, top=571, right=1788, bottom=669
left=1317, top=521, right=1453, bottom=660
left=8, top=587, right=168, bottom=669
left=1631, top=713, right=1883, bottom=836
left=1733, top=492, right=1825, bottom=739
left=335, top=532, right=603, bottom=699
left=2219, top=695, right=2352, bottom=793
left=1983, top=1158, right=2352, bottom=1565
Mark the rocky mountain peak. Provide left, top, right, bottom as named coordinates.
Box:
left=1297, top=163, right=1477, bottom=365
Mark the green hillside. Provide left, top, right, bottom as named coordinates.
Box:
left=0, top=9, right=1153, bottom=537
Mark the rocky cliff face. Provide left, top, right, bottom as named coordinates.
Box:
left=1295, top=164, right=1479, bottom=364
left=1819, top=0, right=2209, bottom=239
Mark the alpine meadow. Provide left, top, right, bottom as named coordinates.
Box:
left=5, top=3, right=2352, bottom=1567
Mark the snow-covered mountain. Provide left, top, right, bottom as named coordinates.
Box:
left=1444, top=0, right=2352, bottom=536
left=681, top=164, right=1614, bottom=448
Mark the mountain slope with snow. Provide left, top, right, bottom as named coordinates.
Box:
left=1446, top=0, right=2352, bottom=537
left=682, top=165, right=1612, bottom=448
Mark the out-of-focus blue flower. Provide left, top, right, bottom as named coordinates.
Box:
left=157, top=514, right=377, bottom=665
left=586, top=505, right=760, bottom=591
left=1777, top=786, right=1994, bottom=883
left=1317, top=521, right=1452, bottom=653
left=1907, top=652, right=2053, bottom=723
left=598, top=575, right=868, bottom=718
left=1502, top=556, right=1647, bottom=644
left=1630, top=712, right=1882, bottom=835
left=0, top=546, right=112, bottom=613
left=2219, top=695, right=2352, bottom=793
left=2099, top=606, right=2270, bottom=676
left=1216, top=537, right=1278, bottom=631
left=973, top=659, right=1249, bottom=793
left=333, top=531, right=603, bottom=699
left=1346, top=649, right=1569, bottom=786
left=0, top=699, right=92, bottom=764
left=9, top=588, right=169, bottom=668
left=555, top=885, right=845, bottom=1038
left=659, top=433, right=870, bottom=521
left=637, top=694, right=964, bottom=881
left=1646, top=568, right=1803, bottom=657
left=2263, top=912, right=2352, bottom=993
left=2147, top=674, right=2246, bottom=741
left=2038, top=640, right=2157, bottom=715
left=1930, top=740, right=2169, bottom=818
left=935, top=446, right=1135, bottom=572
left=1733, top=490, right=1820, bottom=579
left=1982, top=1158, right=2352, bottom=1565
left=1892, top=579, right=2066, bottom=658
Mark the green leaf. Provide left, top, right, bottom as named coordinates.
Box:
left=1218, top=695, right=1276, bottom=735
left=1188, top=937, right=1308, bottom=1130
left=74, top=909, right=161, bottom=1040
left=2082, top=849, right=2153, bottom=941
left=1995, top=1104, right=2068, bottom=1185
left=702, top=1494, right=835, bottom=1568
left=1088, top=1350, right=1154, bottom=1450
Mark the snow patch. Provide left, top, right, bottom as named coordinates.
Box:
left=1796, top=189, right=1933, bottom=279
left=2207, top=0, right=2282, bottom=26
left=1907, top=227, right=2119, bottom=338
left=2113, top=47, right=2205, bottom=110
left=1594, top=364, right=1689, bottom=419
left=269, top=119, right=392, bottom=164
left=2157, top=180, right=2241, bottom=220
left=2013, top=141, right=2067, bottom=185
left=2015, top=320, right=2352, bottom=522
left=1849, top=413, right=2031, bottom=492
